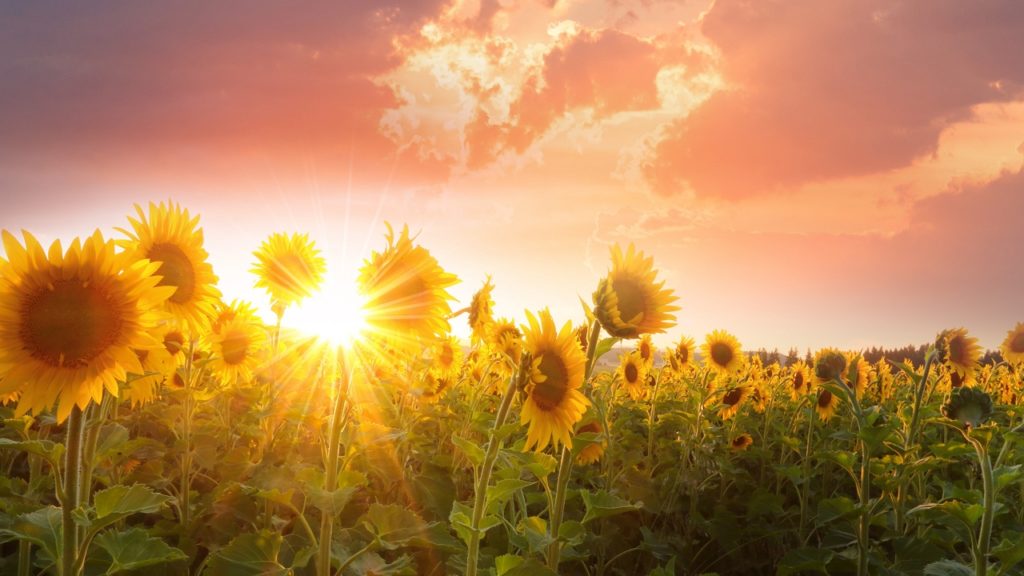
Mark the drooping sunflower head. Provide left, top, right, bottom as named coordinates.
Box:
left=592, top=244, right=679, bottom=339
left=637, top=334, right=655, bottom=367
left=520, top=309, right=589, bottom=452
left=789, top=361, right=811, bottom=400
left=942, top=328, right=981, bottom=381
left=205, top=313, right=268, bottom=386
left=251, top=232, right=326, bottom=312
left=844, top=354, right=870, bottom=398
left=618, top=350, right=648, bottom=400
left=942, top=386, right=994, bottom=428
left=816, top=388, right=839, bottom=421
left=489, top=318, right=523, bottom=365
left=1001, top=323, right=1024, bottom=366
left=813, top=348, right=848, bottom=385
left=117, top=201, right=221, bottom=334
left=575, top=418, right=607, bottom=465
left=703, top=330, right=744, bottom=375
left=358, top=224, right=459, bottom=343
left=730, top=433, right=753, bottom=452
left=0, top=230, right=172, bottom=421
left=468, top=276, right=495, bottom=344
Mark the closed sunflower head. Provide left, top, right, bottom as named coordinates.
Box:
left=251, top=232, right=326, bottom=311
left=0, top=230, right=172, bottom=421
left=814, top=348, right=848, bottom=385
left=592, top=244, right=678, bottom=339
left=117, top=201, right=220, bottom=334
left=520, top=309, right=589, bottom=452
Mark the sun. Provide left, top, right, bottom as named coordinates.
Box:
left=287, top=271, right=368, bottom=346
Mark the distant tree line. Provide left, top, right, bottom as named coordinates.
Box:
left=751, top=345, right=1004, bottom=368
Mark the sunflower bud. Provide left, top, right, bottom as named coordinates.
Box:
left=814, top=349, right=847, bottom=384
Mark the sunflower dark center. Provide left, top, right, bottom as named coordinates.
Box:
left=710, top=342, right=734, bottom=368
left=948, top=335, right=966, bottom=365
left=625, top=362, right=639, bottom=383
left=611, top=277, right=646, bottom=324
left=793, top=372, right=805, bottom=390
left=818, top=389, right=833, bottom=408
left=1011, top=332, right=1024, bottom=353
left=677, top=345, right=689, bottom=364
left=723, top=387, right=743, bottom=406
left=220, top=331, right=250, bottom=366
left=532, top=353, right=569, bottom=411
left=640, top=341, right=651, bottom=361
left=732, top=436, right=749, bottom=448
left=21, top=280, right=125, bottom=368
left=164, top=331, right=185, bottom=355
left=149, top=243, right=196, bottom=304
left=950, top=371, right=965, bottom=388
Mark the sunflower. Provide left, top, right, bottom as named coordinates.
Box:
left=730, top=433, right=753, bottom=452
left=592, top=244, right=678, bottom=339
left=703, top=330, right=744, bottom=375
left=358, top=224, right=459, bottom=343
left=118, top=201, right=220, bottom=334
left=668, top=336, right=695, bottom=374
left=816, top=388, right=839, bottom=421
left=0, top=230, right=171, bottom=422
left=813, top=348, right=848, bottom=385
left=490, top=318, right=522, bottom=364
left=637, top=334, right=655, bottom=367
left=417, top=372, right=453, bottom=403
left=575, top=418, right=607, bottom=465
left=251, top=232, right=326, bottom=313
left=618, top=351, right=648, bottom=400
left=789, top=361, right=811, bottom=400
left=718, top=385, right=750, bottom=420
left=430, top=336, right=463, bottom=379
left=468, top=276, right=495, bottom=344
left=205, top=313, right=268, bottom=386
left=124, top=323, right=181, bottom=407
left=520, top=309, right=589, bottom=452
left=1001, top=323, right=1024, bottom=365
left=942, top=386, right=994, bottom=428
left=845, top=354, right=870, bottom=398
left=943, top=328, right=981, bottom=382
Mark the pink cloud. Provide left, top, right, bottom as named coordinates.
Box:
left=644, top=0, right=1024, bottom=199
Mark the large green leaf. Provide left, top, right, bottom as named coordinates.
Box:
left=0, top=438, right=64, bottom=466
left=204, top=531, right=288, bottom=576
left=0, top=506, right=61, bottom=561
left=580, top=490, right=642, bottom=524
left=363, top=504, right=459, bottom=551
left=923, top=560, right=974, bottom=576
left=86, top=484, right=173, bottom=531
left=777, top=548, right=833, bottom=575
left=94, top=528, right=187, bottom=574
left=451, top=434, right=485, bottom=467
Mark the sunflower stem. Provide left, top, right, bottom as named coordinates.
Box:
left=647, top=370, right=663, bottom=465
left=180, top=341, right=195, bottom=531
left=466, top=372, right=519, bottom=576
left=547, top=446, right=574, bottom=570
left=965, top=431, right=994, bottom=576
left=799, top=397, right=816, bottom=544
left=318, top=349, right=352, bottom=576
left=61, top=405, right=84, bottom=576
left=905, top=349, right=936, bottom=452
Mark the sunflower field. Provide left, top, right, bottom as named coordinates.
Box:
left=2, top=201, right=1024, bottom=576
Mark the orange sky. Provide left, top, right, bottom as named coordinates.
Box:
left=1, top=0, right=1023, bottom=351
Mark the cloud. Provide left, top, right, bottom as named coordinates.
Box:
left=644, top=0, right=1024, bottom=199
left=0, top=1, right=452, bottom=192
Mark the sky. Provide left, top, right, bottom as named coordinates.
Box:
left=1, top=0, right=1023, bottom=352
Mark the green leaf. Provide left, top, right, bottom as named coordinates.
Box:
left=0, top=506, right=61, bottom=562
left=777, top=548, right=833, bottom=575
left=204, top=530, right=287, bottom=576
left=891, top=360, right=922, bottom=386
left=502, top=450, right=558, bottom=480
left=89, top=484, right=173, bottom=531
left=94, top=528, right=187, bottom=574
left=557, top=520, right=586, bottom=546
left=580, top=490, right=642, bottom=524
left=519, top=516, right=553, bottom=553
left=994, top=465, right=1024, bottom=492
left=647, top=557, right=676, bottom=576
left=593, top=337, right=621, bottom=364
left=500, top=556, right=558, bottom=576
left=308, top=470, right=367, bottom=515
left=0, top=438, right=64, bottom=466
left=363, top=504, right=459, bottom=551
left=486, top=479, right=533, bottom=509
left=923, top=559, right=974, bottom=576
left=993, top=531, right=1024, bottom=576
left=452, top=434, right=485, bottom=468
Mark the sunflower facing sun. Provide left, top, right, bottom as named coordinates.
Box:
left=251, top=232, right=326, bottom=314
left=520, top=309, right=589, bottom=452
left=593, top=243, right=679, bottom=339
left=0, top=230, right=172, bottom=421
left=205, top=305, right=268, bottom=386
left=118, top=201, right=221, bottom=334
left=358, top=223, right=459, bottom=343
left=703, top=330, right=744, bottom=375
